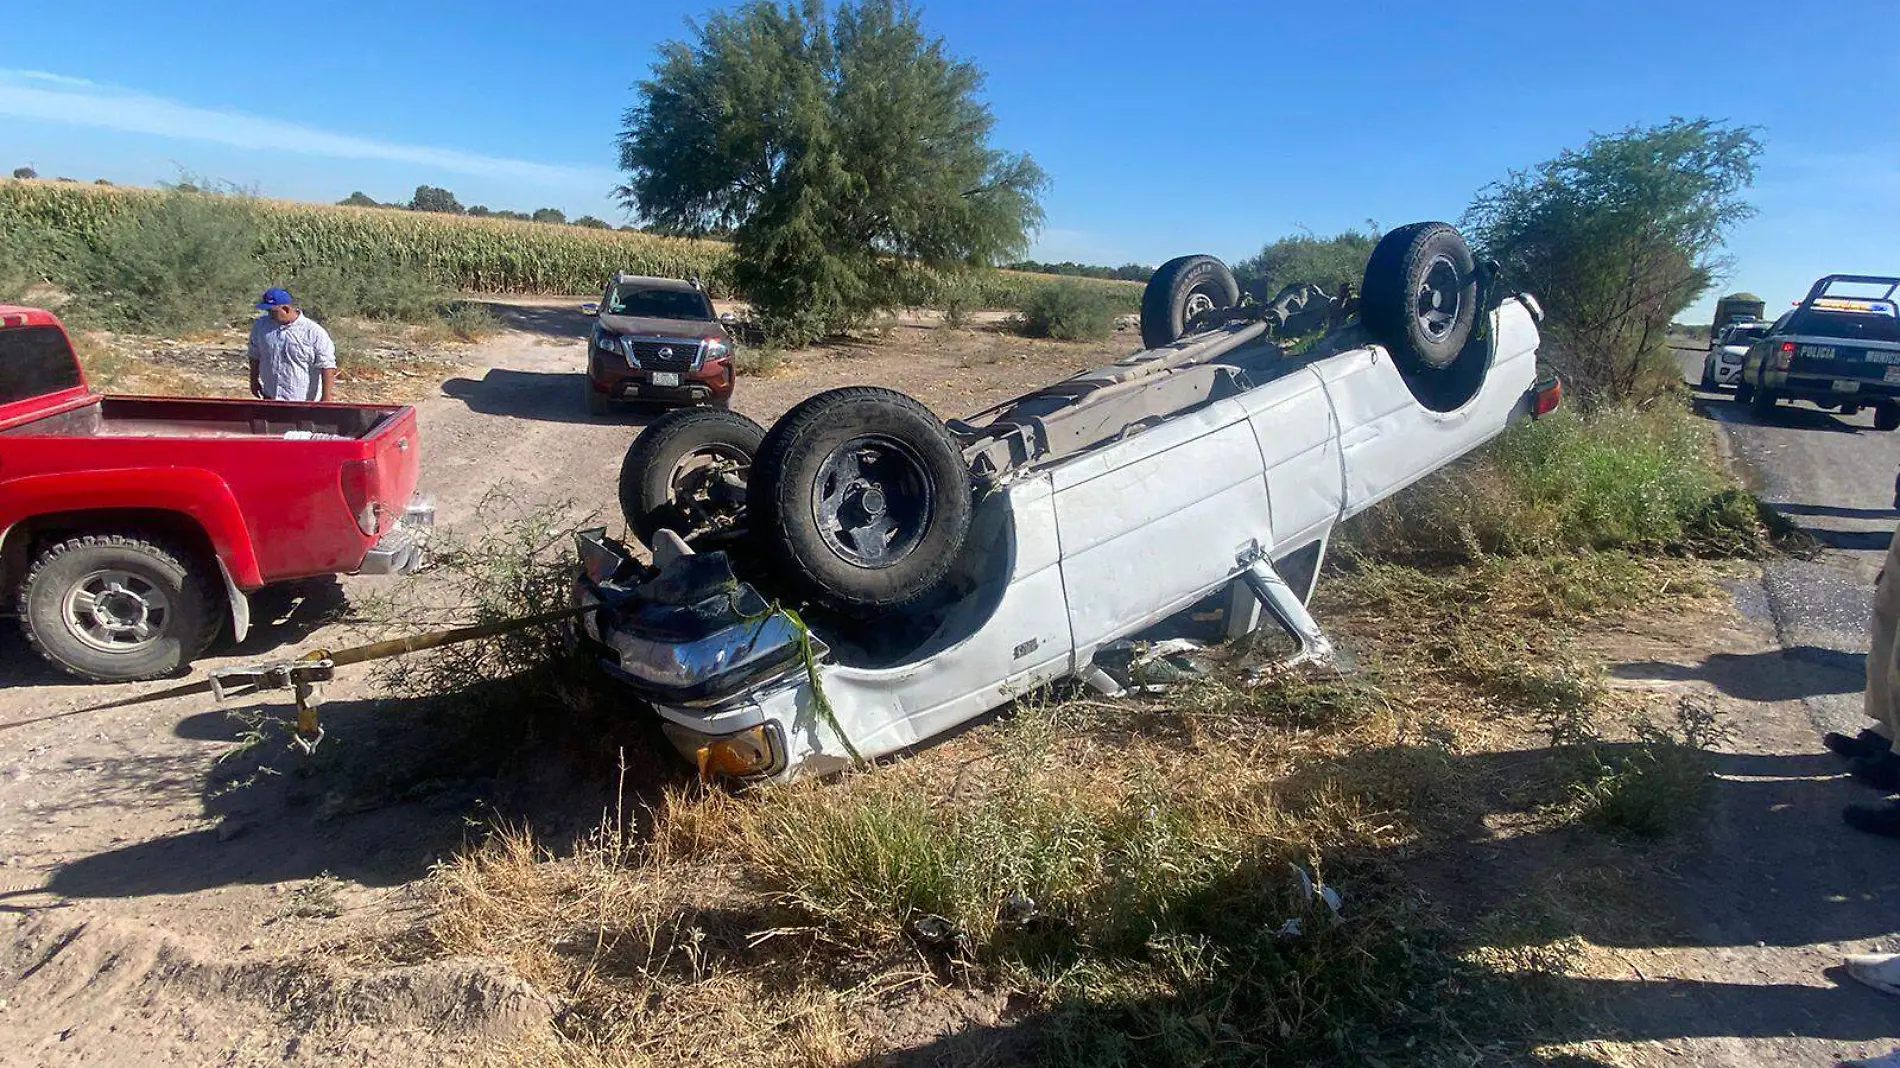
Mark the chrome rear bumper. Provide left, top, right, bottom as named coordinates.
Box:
left=355, top=494, right=434, bottom=576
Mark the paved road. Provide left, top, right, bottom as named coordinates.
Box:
left=1675, top=344, right=1899, bottom=740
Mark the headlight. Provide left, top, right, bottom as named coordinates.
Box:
left=702, top=338, right=731, bottom=361
left=595, top=332, right=623, bottom=355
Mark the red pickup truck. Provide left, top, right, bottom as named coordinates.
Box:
left=0, top=305, right=431, bottom=682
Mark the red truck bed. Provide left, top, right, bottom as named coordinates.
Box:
left=0, top=304, right=428, bottom=681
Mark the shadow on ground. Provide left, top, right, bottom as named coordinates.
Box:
left=1612, top=645, right=1866, bottom=702
left=1691, top=393, right=1870, bottom=435
left=480, top=300, right=592, bottom=341
left=1776, top=502, right=1899, bottom=521
left=1807, top=527, right=1896, bottom=553
left=441, top=368, right=666, bottom=426
left=15, top=671, right=686, bottom=903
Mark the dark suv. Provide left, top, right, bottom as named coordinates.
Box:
left=583, top=274, right=737, bottom=414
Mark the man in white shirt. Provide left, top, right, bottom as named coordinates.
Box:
left=247, top=287, right=337, bottom=402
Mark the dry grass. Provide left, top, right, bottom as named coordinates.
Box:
left=408, top=546, right=1735, bottom=1067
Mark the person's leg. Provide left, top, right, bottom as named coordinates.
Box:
left=1830, top=526, right=1900, bottom=762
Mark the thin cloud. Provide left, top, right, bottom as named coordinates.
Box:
left=0, top=69, right=615, bottom=187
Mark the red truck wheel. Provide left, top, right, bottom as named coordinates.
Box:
left=17, top=534, right=217, bottom=682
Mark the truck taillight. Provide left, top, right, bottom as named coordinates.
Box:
left=340, top=459, right=381, bottom=536
left=1772, top=341, right=1795, bottom=371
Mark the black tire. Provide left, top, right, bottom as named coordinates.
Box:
left=1360, top=222, right=1479, bottom=373
left=1699, top=360, right=1719, bottom=391
left=1140, top=255, right=1240, bottom=349
left=584, top=369, right=611, bottom=416
left=750, top=386, right=972, bottom=614
left=619, top=407, right=765, bottom=547
left=18, top=533, right=217, bottom=682
left=1877, top=403, right=1900, bottom=432
left=1734, top=379, right=1755, bottom=404
left=1750, top=386, right=1777, bottom=419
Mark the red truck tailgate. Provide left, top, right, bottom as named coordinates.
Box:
left=355, top=404, right=423, bottom=539
left=0, top=395, right=424, bottom=587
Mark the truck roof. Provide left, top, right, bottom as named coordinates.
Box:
left=609, top=274, right=703, bottom=292
left=0, top=305, right=64, bottom=329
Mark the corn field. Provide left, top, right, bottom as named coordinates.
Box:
left=0, top=180, right=1139, bottom=308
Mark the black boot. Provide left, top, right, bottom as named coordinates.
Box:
left=1844, top=800, right=1900, bottom=838
left=1849, top=752, right=1900, bottom=790
left=1825, top=728, right=1894, bottom=761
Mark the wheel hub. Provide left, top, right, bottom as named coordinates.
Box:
left=813, top=436, right=933, bottom=567
left=1415, top=255, right=1463, bottom=341
left=1184, top=290, right=1216, bottom=325
left=64, top=569, right=171, bottom=653
left=669, top=446, right=750, bottom=536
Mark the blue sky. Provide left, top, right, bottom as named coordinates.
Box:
left=3, top=0, right=1895, bottom=318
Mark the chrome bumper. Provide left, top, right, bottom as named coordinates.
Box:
left=355, top=494, right=434, bottom=576
left=572, top=528, right=818, bottom=707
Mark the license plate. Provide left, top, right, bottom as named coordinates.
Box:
left=1832, top=380, right=1861, bottom=392
left=1801, top=345, right=1837, bottom=361
left=648, top=372, right=681, bottom=387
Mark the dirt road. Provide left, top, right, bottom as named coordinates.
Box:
left=1575, top=345, right=1900, bottom=1066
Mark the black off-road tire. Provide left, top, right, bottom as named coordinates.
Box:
left=1734, top=379, right=1755, bottom=404
left=1140, top=255, right=1240, bottom=349
left=749, top=387, right=972, bottom=614
left=1360, top=222, right=1479, bottom=373
left=1699, top=360, right=1719, bottom=391
left=19, top=533, right=217, bottom=682
left=1876, top=403, right=1900, bottom=432
left=619, top=407, right=765, bottom=547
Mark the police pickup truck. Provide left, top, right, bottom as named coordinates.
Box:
left=1738, top=275, right=1900, bottom=429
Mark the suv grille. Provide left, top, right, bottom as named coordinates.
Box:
left=629, top=341, right=697, bottom=372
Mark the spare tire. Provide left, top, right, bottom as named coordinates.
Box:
left=619, top=407, right=764, bottom=548
left=1141, top=254, right=1240, bottom=349
left=750, top=387, right=971, bottom=614
left=1360, top=222, right=1479, bottom=374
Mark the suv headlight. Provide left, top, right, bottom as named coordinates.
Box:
left=701, top=338, right=731, bottom=362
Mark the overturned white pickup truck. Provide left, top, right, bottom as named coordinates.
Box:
left=572, top=222, right=1559, bottom=781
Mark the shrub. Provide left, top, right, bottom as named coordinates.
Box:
left=1018, top=280, right=1118, bottom=341
left=1343, top=401, right=1764, bottom=563
left=83, top=184, right=265, bottom=333
left=289, top=258, right=449, bottom=325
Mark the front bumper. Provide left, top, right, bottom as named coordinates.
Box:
left=589, top=350, right=734, bottom=405
left=571, top=528, right=817, bottom=775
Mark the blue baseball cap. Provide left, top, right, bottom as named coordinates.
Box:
left=255, top=287, right=295, bottom=310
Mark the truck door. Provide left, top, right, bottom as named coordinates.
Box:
left=1052, top=402, right=1272, bottom=660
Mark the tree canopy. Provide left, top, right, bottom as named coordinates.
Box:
left=1233, top=225, right=1379, bottom=301
left=617, top=0, right=1047, bottom=343
left=1463, top=118, right=1762, bottom=400
left=408, top=185, right=464, bottom=214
